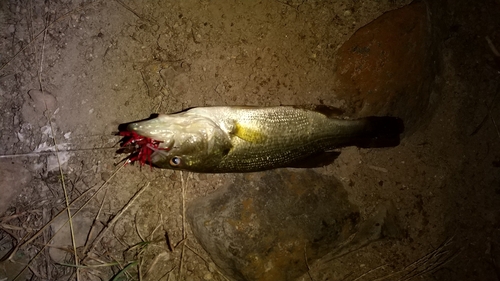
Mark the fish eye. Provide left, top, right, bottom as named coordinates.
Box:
left=170, top=156, right=181, bottom=166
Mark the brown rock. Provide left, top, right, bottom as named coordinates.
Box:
left=188, top=170, right=359, bottom=281
left=333, top=1, right=437, bottom=132
left=188, top=170, right=400, bottom=281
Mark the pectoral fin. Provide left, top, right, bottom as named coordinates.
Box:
left=232, top=122, right=267, bottom=143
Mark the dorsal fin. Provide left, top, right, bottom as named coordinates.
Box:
left=293, top=105, right=345, bottom=117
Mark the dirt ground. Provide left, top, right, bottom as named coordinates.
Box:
left=1, top=0, right=499, bottom=280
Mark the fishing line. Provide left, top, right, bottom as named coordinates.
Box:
left=0, top=147, right=117, bottom=158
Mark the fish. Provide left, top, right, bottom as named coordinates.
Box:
left=117, top=106, right=404, bottom=173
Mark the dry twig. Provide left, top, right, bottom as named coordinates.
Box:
left=0, top=1, right=98, bottom=72
left=11, top=163, right=126, bottom=281
left=86, top=182, right=151, bottom=254
left=178, top=170, right=189, bottom=280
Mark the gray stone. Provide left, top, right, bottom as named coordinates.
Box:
left=20, top=89, right=58, bottom=126
left=49, top=210, right=97, bottom=263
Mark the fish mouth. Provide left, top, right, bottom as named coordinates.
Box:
left=116, top=130, right=171, bottom=167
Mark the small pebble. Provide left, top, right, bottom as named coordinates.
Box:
left=101, top=172, right=112, bottom=181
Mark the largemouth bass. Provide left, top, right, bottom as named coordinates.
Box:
left=117, top=106, right=404, bottom=173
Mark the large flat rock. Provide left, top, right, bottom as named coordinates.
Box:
left=187, top=170, right=361, bottom=281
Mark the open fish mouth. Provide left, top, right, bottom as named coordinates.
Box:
left=116, top=131, right=169, bottom=167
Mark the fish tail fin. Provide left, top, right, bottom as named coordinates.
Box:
left=354, top=116, right=404, bottom=148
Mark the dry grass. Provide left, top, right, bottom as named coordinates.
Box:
left=0, top=1, right=207, bottom=280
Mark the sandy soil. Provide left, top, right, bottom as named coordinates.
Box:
left=1, top=0, right=499, bottom=280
